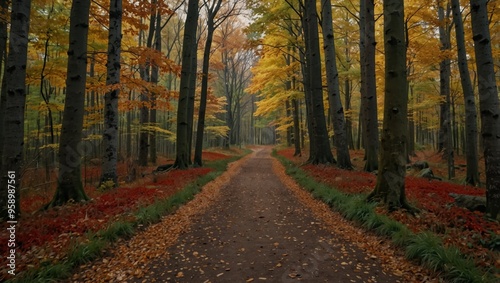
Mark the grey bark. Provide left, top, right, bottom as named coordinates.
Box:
left=194, top=0, right=224, bottom=167
left=368, top=0, right=413, bottom=211
left=48, top=0, right=91, bottom=207
left=451, top=0, right=479, bottom=185
left=438, top=4, right=455, bottom=180
left=321, top=0, right=352, bottom=169
left=470, top=0, right=500, bottom=219
left=361, top=0, right=379, bottom=172
left=303, top=0, right=335, bottom=165
left=100, top=0, right=122, bottom=187
left=174, top=0, right=199, bottom=169
left=0, top=0, right=31, bottom=219
left=150, top=11, right=161, bottom=165
left=139, top=7, right=157, bottom=166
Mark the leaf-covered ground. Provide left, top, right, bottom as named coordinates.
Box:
left=0, top=151, right=231, bottom=281
left=70, top=147, right=436, bottom=282
left=278, top=148, right=500, bottom=277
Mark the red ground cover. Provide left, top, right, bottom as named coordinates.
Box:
left=278, top=148, right=500, bottom=273
left=0, top=151, right=226, bottom=279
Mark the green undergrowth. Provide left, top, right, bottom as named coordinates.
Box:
left=10, top=153, right=246, bottom=283
left=273, top=149, right=491, bottom=283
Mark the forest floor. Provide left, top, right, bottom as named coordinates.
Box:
left=69, top=146, right=437, bottom=282
left=3, top=146, right=498, bottom=282
left=278, top=147, right=499, bottom=279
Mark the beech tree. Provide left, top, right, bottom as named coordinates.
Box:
left=320, top=0, right=352, bottom=169
left=302, top=0, right=335, bottom=165
left=174, top=0, right=199, bottom=169
left=451, top=0, right=479, bottom=185
left=368, top=0, right=412, bottom=211
left=100, top=0, right=122, bottom=187
left=437, top=2, right=454, bottom=180
left=194, top=0, right=238, bottom=167
left=47, top=0, right=91, bottom=207
left=360, top=0, right=379, bottom=172
left=0, top=0, right=31, bottom=218
left=470, top=0, right=500, bottom=219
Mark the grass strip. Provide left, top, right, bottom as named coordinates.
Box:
left=10, top=153, right=246, bottom=283
left=273, top=149, right=489, bottom=283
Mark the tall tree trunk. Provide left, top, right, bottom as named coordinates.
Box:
left=100, top=0, right=122, bottom=187
left=126, top=91, right=132, bottom=158
left=438, top=3, right=454, bottom=180
left=150, top=11, right=161, bottom=165
left=0, top=0, right=9, bottom=175
left=292, top=98, right=301, bottom=156
left=451, top=0, right=479, bottom=185
left=0, top=0, right=31, bottom=219
left=321, top=0, right=352, bottom=169
left=368, top=0, right=412, bottom=211
left=361, top=0, right=379, bottom=172
left=345, top=78, right=354, bottom=149
left=470, top=0, right=500, bottom=219
left=285, top=99, right=292, bottom=146
left=139, top=9, right=157, bottom=166
left=174, top=0, right=199, bottom=169
left=194, top=1, right=221, bottom=167
left=303, top=0, right=335, bottom=164
left=47, top=0, right=91, bottom=207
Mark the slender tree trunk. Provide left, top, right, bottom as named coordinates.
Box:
left=368, top=0, right=413, bottom=212
left=100, top=0, right=122, bottom=187
left=150, top=11, right=161, bottom=165
left=285, top=99, right=292, bottom=146
left=361, top=0, right=379, bottom=172
left=470, top=0, right=500, bottom=219
left=47, top=0, right=91, bottom=207
left=0, top=0, right=31, bottom=219
left=174, top=0, right=198, bottom=169
left=438, top=4, right=454, bottom=179
left=194, top=9, right=218, bottom=167
left=298, top=45, right=316, bottom=160
left=321, top=0, right=352, bottom=169
left=126, top=91, right=132, bottom=158
left=451, top=0, right=479, bottom=185
left=302, top=0, right=335, bottom=164
left=292, top=98, right=301, bottom=156
left=186, top=43, right=197, bottom=162
left=345, top=78, right=354, bottom=149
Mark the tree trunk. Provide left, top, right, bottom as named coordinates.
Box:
left=321, top=0, right=352, bottom=169
left=150, top=11, right=161, bottom=165
left=438, top=3, right=454, bottom=180
left=0, top=0, right=31, bottom=219
left=174, top=0, right=198, bottom=169
left=470, top=0, right=500, bottom=219
left=47, top=0, right=91, bottom=207
left=285, top=99, right=292, bottom=147
left=100, top=0, right=122, bottom=187
left=361, top=0, right=379, bottom=172
left=368, top=0, right=412, bottom=211
left=194, top=0, right=222, bottom=167
left=0, top=0, right=9, bottom=175
left=303, top=0, right=335, bottom=165
left=451, top=0, right=479, bottom=185
left=292, top=98, right=301, bottom=156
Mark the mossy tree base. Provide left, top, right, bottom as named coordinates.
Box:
left=44, top=181, right=90, bottom=210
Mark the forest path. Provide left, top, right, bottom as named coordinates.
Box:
left=72, top=147, right=429, bottom=282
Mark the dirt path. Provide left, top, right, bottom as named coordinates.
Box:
left=72, top=147, right=433, bottom=282
left=132, top=147, right=400, bottom=283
